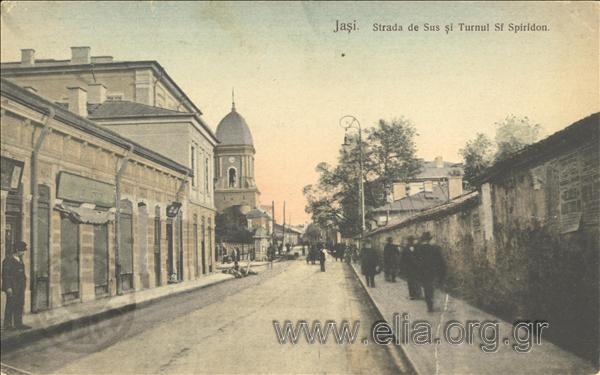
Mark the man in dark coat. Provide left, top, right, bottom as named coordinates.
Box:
left=319, top=247, right=327, bottom=272
left=2, top=241, right=31, bottom=330
left=401, top=236, right=421, bottom=299
left=416, top=232, right=446, bottom=312
left=361, top=241, right=378, bottom=287
left=383, top=237, right=400, bottom=282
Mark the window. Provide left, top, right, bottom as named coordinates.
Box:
left=205, top=157, right=210, bottom=194
left=191, top=146, right=197, bottom=187
left=228, top=168, right=236, bottom=188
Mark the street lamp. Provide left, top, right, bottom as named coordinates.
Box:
left=340, top=115, right=366, bottom=240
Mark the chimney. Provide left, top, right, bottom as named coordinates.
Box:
left=67, top=86, right=88, bottom=117
left=448, top=175, right=463, bottom=199
left=88, top=83, right=107, bottom=104
left=392, top=182, right=406, bottom=201
left=21, top=49, right=35, bottom=66
left=424, top=180, right=433, bottom=192
left=70, top=46, right=91, bottom=65
left=434, top=156, right=444, bottom=168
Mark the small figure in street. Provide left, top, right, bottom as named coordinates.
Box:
left=416, top=232, right=446, bottom=312
left=383, top=237, right=400, bottom=282
left=401, top=236, right=421, bottom=300
left=267, top=244, right=275, bottom=269
left=319, top=247, right=327, bottom=272
left=319, top=248, right=327, bottom=272
left=361, top=241, right=378, bottom=288
left=233, top=247, right=240, bottom=271
left=2, top=241, right=31, bottom=330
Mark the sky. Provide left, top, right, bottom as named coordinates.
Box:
left=1, top=1, right=598, bottom=224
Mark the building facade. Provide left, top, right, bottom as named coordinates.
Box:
left=1, top=79, right=194, bottom=319
left=1, top=47, right=219, bottom=280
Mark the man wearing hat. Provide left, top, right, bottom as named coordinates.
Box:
left=416, top=232, right=446, bottom=312
left=2, top=241, right=31, bottom=330
left=383, top=237, right=400, bottom=282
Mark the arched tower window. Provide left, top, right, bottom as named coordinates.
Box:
left=228, top=168, right=237, bottom=188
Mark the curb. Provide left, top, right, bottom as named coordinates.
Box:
left=349, top=263, right=420, bottom=375
left=0, top=274, right=236, bottom=353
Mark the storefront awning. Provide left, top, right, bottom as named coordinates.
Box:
left=55, top=204, right=115, bottom=224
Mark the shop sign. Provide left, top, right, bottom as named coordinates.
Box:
left=57, top=172, right=115, bottom=207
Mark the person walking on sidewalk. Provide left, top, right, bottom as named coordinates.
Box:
left=416, top=232, right=446, bottom=312
left=319, top=247, right=327, bottom=272
left=361, top=241, right=378, bottom=288
left=2, top=241, right=31, bottom=330
left=383, top=237, right=400, bottom=282
left=401, top=236, right=422, bottom=300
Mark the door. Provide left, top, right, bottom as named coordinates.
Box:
left=201, top=220, right=206, bottom=275
left=60, top=216, right=80, bottom=301
left=166, top=219, right=174, bottom=280
left=119, top=200, right=134, bottom=292
left=154, top=206, right=161, bottom=286
left=177, top=212, right=183, bottom=281
left=93, top=224, right=109, bottom=296
left=34, top=185, right=50, bottom=310
left=193, top=221, right=199, bottom=278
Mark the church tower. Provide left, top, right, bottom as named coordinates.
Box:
left=214, top=94, right=260, bottom=212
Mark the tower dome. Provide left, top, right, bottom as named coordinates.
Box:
left=215, top=100, right=254, bottom=146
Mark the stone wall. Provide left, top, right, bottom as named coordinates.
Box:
left=367, top=114, right=599, bottom=363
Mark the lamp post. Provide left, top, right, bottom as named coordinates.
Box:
left=340, top=115, right=366, bottom=240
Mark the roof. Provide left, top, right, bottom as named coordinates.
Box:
left=1, top=58, right=219, bottom=143
left=273, top=223, right=302, bottom=235
left=371, top=185, right=449, bottom=213
left=474, top=112, right=599, bottom=184
left=246, top=208, right=270, bottom=219
left=1, top=78, right=191, bottom=176
left=367, top=192, right=479, bottom=237
left=413, top=160, right=463, bottom=180
left=88, top=100, right=193, bottom=119
left=216, top=107, right=254, bottom=146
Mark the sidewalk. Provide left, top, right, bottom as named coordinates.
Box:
left=1, top=272, right=234, bottom=351
left=350, top=263, right=596, bottom=375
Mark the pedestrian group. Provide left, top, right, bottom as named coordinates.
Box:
left=361, top=232, right=445, bottom=312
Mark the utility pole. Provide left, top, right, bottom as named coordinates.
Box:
left=340, top=115, right=366, bottom=242
left=283, top=201, right=286, bottom=252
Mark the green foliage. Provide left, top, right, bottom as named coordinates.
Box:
left=302, top=223, right=322, bottom=244
left=304, top=118, right=421, bottom=237
left=215, top=206, right=254, bottom=243
left=459, top=133, right=494, bottom=186
left=460, top=115, right=542, bottom=186
left=494, top=115, right=542, bottom=162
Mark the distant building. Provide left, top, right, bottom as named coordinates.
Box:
left=370, top=156, right=464, bottom=228
left=273, top=223, right=302, bottom=247
left=214, top=98, right=260, bottom=213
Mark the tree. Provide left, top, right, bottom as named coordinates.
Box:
left=494, top=115, right=541, bottom=162
left=459, top=133, right=493, bottom=186
left=304, top=118, right=421, bottom=237
left=215, top=206, right=254, bottom=243
left=459, top=115, right=542, bottom=186
left=302, top=223, right=322, bottom=245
